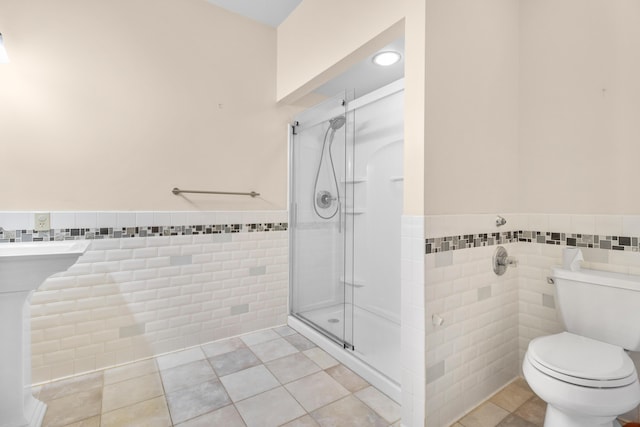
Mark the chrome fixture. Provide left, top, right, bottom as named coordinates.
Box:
left=316, top=190, right=335, bottom=209
left=0, top=33, right=9, bottom=64
left=547, top=276, right=555, bottom=285
left=495, top=215, right=507, bottom=227
left=493, top=246, right=518, bottom=276
left=329, top=115, right=346, bottom=130
left=312, top=114, right=345, bottom=224
left=172, top=188, right=260, bottom=198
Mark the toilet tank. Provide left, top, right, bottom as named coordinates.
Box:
left=553, top=267, right=640, bottom=351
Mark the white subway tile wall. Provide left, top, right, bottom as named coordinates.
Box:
left=426, top=213, right=640, bottom=426
left=401, top=216, right=426, bottom=427
left=425, top=243, right=519, bottom=427
left=6, top=210, right=640, bottom=425
left=9, top=211, right=289, bottom=384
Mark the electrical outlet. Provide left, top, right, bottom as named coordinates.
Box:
left=34, top=213, right=50, bottom=231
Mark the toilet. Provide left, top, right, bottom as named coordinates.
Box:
left=523, top=256, right=640, bottom=427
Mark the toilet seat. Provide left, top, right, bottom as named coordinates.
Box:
left=528, top=332, right=637, bottom=388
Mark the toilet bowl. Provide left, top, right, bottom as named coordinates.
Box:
left=523, top=257, right=640, bottom=426
left=523, top=332, right=640, bottom=427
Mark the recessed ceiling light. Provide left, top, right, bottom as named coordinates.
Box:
left=372, top=51, right=401, bottom=67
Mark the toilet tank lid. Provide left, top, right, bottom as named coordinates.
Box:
left=529, top=332, right=635, bottom=381
left=553, top=267, right=640, bottom=292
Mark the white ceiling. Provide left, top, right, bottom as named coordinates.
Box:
left=205, top=0, right=303, bottom=28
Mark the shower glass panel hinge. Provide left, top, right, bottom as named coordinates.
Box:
left=343, top=342, right=355, bottom=351
left=292, top=121, right=299, bottom=135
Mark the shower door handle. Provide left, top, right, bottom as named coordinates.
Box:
left=291, top=203, right=298, bottom=228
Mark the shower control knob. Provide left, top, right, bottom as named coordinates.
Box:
left=493, top=246, right=518, bottom=276
left=316, top=191, right=335, bottom=209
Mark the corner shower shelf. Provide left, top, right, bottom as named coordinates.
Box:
left=390, top=176, right=404, bottom=182
left=341, top=177, right=368, bottom=184
left=345, top=210, right=366, bottom=215
left=340, top=277, right=365, bottom=288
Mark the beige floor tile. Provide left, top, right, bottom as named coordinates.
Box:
left=310, top=395, right=388, bottom=427
left=156, top=347, right=205, bottom=371
left=235, top=387, right=306, bottom=427
left=58, top=415, right=101, bottom=427
left=202, top=337, right=246, bottom=358
left=249, top=337, right=299, bottom=363
left=325, top=364, right=369, bottom=392
left=64, top=415, right=100, bottom=427
left=174, top=405, right=247, bottom=427
left=303, top=348, right=339, bottom=369
left=281, top=414, right=321, bottom=426
left=459, top=402, right=510, bottom=427
left=273, top=325, right=297, bottom=337
left=42, top=388, right=102, bottom=427
left=101, top=396, right=171, bottom=427
left=512, top=377, right=533, bottom=394
left=354, top=386, right=402, bottom=423
left=265, top=352, right=321, bottom=384
left=240, top=329, right=280, bottom=346
left=209, top=347, right=261, bottom=376
left=101, top=372, right=163, bottom=413
left=513, top=396, right=546, bottom=427
left=39, top=372, right=103, bottom=402
left=284, top=333, right=316, bottom=351
left=496, top=414, right=537, bottom=427
left=490, top=382, right=534, bottom=412
left=103, top=359, right=158, bottom=386
left=220, top=365, right=280, bottom=402
left=285, top=371, right=350, bottom=412
left=159, top=359, right=216, bottom=394
left=166, top=379, right=231, bottom=424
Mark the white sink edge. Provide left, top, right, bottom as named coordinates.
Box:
left=0, top=240, right=91, bottom=258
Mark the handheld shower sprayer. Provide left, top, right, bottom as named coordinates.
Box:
left=313, top=115, right=346, bottom=225
left=329, top=116, right=346, bottom=131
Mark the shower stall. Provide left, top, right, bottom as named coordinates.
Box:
left=288, top=80, right=404, bottom=400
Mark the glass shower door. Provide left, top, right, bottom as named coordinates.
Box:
left=290, top=81, right=404, bottom=389
left=290, top=93, right=355, bottom=348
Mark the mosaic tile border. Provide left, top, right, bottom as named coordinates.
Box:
left=426, top=230, right=640, bottom=254
left=0, top=222, right=288, bottom=244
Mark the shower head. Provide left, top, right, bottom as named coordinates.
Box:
left=329, top=115, right=346, bottom=130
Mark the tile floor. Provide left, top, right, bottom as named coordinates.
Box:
left=35, top=325, right=402, bottom=427
left=452, top=378, right=546, bottom=427
left=451, top=378, right=635, bottom=427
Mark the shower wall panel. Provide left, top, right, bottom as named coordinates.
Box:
left=349, top=90, right=403, bottom=324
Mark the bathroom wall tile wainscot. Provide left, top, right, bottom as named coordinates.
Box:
left=425, top=213, right=640, bottom=425
left=401, top=216, right=426, bottom=427
left=8, top=211, right=640, bottom=425
left=0, top=211, right=288, bottom=384
left=425, top=242, right=519, bottom=427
